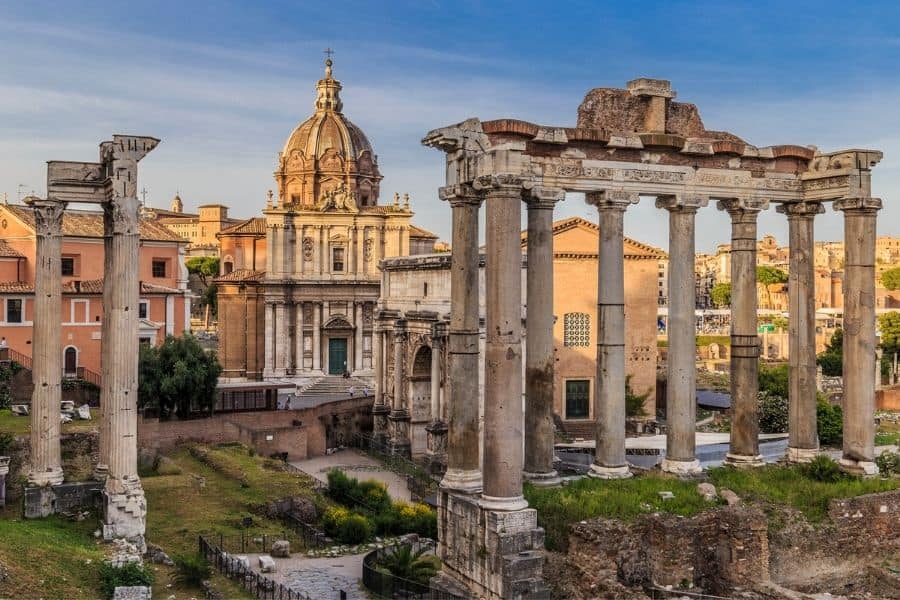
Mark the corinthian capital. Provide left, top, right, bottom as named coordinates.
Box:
left=25, top=197, right=66, bottom=236
left=655, top=193, right=708, bottom=212
left=104, top=196, right=141, bottom=235
left=439, top=184, right=481, bottom=207
left=585, top=189, right=639, bottom=210
left=833, top=197, right=882, bottom=213
left=776, top=201, right=826, bottom=218
left=717, top=196, right=769, bottom=215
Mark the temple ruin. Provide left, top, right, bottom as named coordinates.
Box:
left=419, top=78, right=883, bottom=598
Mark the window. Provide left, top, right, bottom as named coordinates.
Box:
left=61, top=257, right=75, bottom=276
left=332, top=247, right=345, bottom=272
left=138, top=300, right=149, bottom=320
left=563, top=312, right=590, bottom=347
left=223, top=261, right=234, bottom=275
left=139, top=337, right=153, bottom=346
left=423, top=282, right=428, bottom=297
left=6, top=299, right=22, bottom=323
left=565, top=380, right=590, bottom=419
left=70, top=299, right=89, bottom=323
left=152, top=260, right=167, bottom=278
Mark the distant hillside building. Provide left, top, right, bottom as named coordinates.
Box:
left=144, top=196, right=241, bottom=256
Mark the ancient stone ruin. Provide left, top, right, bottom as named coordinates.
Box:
left=421, top=78, right=883, bottom=598
left=24, top=135, right=158, bottom=551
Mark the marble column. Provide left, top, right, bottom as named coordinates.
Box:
left=478, top=174, right=527, bottom=510
left=295, top=303, right=304, bottom=373
left=26, top=197, right=66, bottom=487
left=719, top=197, right=768, bottom=468
left=274, top=303, right=286, bottom=376
left=354, top=302, right=364, bottom=373
left=312, top=303, right=322, bottom=372
left=587, top=190, right=638, bottom=479
left=658, top=194, right=707, bottom=475
left=388, top=319, right=411, bottom=457
left=439, top=184, right=483, bottom=493
left=523, top=187, right=564, bottom=486
left=101, top=191, right=147, bottom=546
left=835, top=197, right=882, bottom=475
left=372, top=322, right=389, bottom=444
left=778, top=202, right=825, bottom=463
left=263, top=303, right=275, bottom=376
left=426, top=322, right=449, bottom=474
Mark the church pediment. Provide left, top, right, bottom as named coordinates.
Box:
left=324, top=315, right=353, bottom=329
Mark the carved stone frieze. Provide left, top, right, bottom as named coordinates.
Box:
left=302, top=237, right=314, bottom=261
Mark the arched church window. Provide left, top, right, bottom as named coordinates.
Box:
left=563, top=312, right=591, bottom=347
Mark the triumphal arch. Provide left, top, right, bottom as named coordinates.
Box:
left=423, top=78, right=882, bottom=598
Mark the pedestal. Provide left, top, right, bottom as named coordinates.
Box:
left=435, top=489, right=549, bottom=599
left=387, top=410, right=411, bottom=458
left=103, top=477, right=147, bottom=553
left=372, top=404, right=390, bottom=447
left=425, top=420, right=448, bottom=476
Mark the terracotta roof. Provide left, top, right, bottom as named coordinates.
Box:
left=409, top=224, right=438, bottom=239
left=0, top=279, right=183, bottom=294
left=218, top=217, right=267, bottom=237
left=0, top=240, right=24, bottom=258
left=215, top=269, right=266, bottom=283
left=520, top=217, right=667, bottom=259
left=3, top=205, right=186, bottom=242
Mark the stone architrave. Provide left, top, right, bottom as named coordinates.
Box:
left=777, top=201, right=825, bottom=463
left=25, top=197, right=67, bottom=487
left=657, top=194, right=707, bottom=475
left=439, top=184, right=483, bottom=494
left=523, top=186, right=564, bottom=486
left=835, top=197, right=882, bottom=475
left=586, top=189, right=638, bottom=479
left=719, top=197, right=768, bottom=468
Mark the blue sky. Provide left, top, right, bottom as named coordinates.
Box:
left=1, top=0, right=898, bottom=251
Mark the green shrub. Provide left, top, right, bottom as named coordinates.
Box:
left=327, top=469, right=355, bottom=503
left=625, top=375, right=648, bottom=418
left=356, top=479, right=392, bottom=513
left=172, top=553, right=212, bottom=587
left=758, top=364, right=789, bottom=398
left=816, top=399, right=843, bottom=446
left=875, top=450, right=900, bottom=476
left=0, top=431, right=15, bottom=455
left=758, top=392, right=788, bottom=433
left=375, top=543, right=440, bottom=585
left=322, top=506, right=351, bottom=538
left=337, top=513, right=373, bottom=544
left=98, top=562, right=154, bottom=599
left=800, top=455, right=843, bottom=483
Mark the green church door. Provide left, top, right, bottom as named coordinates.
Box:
left=328, top=338, right=348, bottom=375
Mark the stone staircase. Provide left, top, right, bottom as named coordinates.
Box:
left=296, top=375, right=373, bottom=403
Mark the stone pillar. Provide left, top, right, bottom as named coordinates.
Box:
left=263, top=303, right=275, bottom=376
left=25, top=197, right=66, bottom=487
left=312, top=303, right=322, bottom=372
left=439, top=184, right=483, bottom=493
left=587, top=190, right=638, bottom=479
left=101, top=190, right=147, bottom=547
left=657, top=194, right=707, bottom=475
left=478, top=174, right=527, bottom=510
left=388, top=319, right=411, bottom=457
left=372, top=321, right=389, bottom=444
left=778, top=202, right=825, bottom=463
left=719, top=197, right=768, bottom=468
left=294, top=303, right=304, bottom=373
left=274, top=303, right=286, bottom=376
left=523, top=186, right=564, bottom=486
left=0, top=456, right=8, bottom=507
left=354, top=302, right=364, bottom=373
left=426, top=321, right=449, bottom=474
left=835, top=197, right=882, bottom=475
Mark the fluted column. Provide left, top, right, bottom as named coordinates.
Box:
left=835, top=197, right=882, bottom=475
left=274, top=303, right=287, bottom=376
left=388, top=319, right=411, bottom=457
left=587, top=190, right=638, bottom=479
left=478, top=174, right=527, bottom=510
left=263, top=303, right=275, bottom=376
left=523, top=186, right=564, bottom=486
left=658, top=194, right=707, bottom=475
left=439, top=184, right=483, bottom=493
left=26, top=197, right=66, bottom=487
left=294, top=303, right=304, bottom=373
left=719, top=197, right=768, bottom=467
left=778, top=202, right=825, bottom=463
left=426, top=321, right=449, bottom=474
left=312, top=303, right=322, bottom=372
left=354, top=302, right=364, bottom=373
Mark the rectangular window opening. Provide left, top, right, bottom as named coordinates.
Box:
left=565, top=380, right=590, bottom=420
left=61, top=257, right=75, bottom=276
left=332, top=247, right=345, bottom=272
left=6, top=299, right=23, bottom=323
left=152, top=260, right=167, bottom=278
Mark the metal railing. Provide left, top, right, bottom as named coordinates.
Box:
left=351, top=432, right=439, bottom=499
left=5, top=348, right=31, bottom=370
left=199, top=535, right=313, bottom=600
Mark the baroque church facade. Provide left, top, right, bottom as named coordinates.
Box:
left=216, top=59, right=437, bottom=381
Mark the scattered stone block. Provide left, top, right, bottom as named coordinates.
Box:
left=146, top=543, right=174, bottom=566
left=258, top=554, right=276, bottom=573
left=697, top=482, right=718, bottom=502
left=720, top=488, right=741, bottom=506
left=271, top=540, right=290, bottom=558
left=76, top=404, right=91, bottom=420
left=60, top=414, right=73, bottom=424
left=10, top=405, right=28, bottom=416
left=234, top=555, right=250, bottom=569
left=658, top=491, right=674, bottom=500
left=60, top=400, right=75, bottom=413
left=112, top=586, right=151, bottom=600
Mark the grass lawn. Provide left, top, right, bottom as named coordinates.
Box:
left=0, top=407, right=98, bottom=435
left=526, top=466, right=900, bottom=551
left=876, top=416, right=900, bottom=446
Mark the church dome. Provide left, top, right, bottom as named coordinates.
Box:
left=275, top=58, right=382, bottom=209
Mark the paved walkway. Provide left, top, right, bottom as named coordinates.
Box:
left=290, top=447, right=411, bottom=501
left=244, top=552, right=367, bottom=599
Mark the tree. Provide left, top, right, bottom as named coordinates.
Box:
left=881, top=267, right=900, bottom=291
left=878, top=311, right=900, bottom=381
left=756, top=266, right=788, bottom=309
left=710, top=282, right=731, bottom=308
left=817, top=328, right=843, bottom=377
left=185, top=256, right=220, bottom=286
left=376, top=543, right=440, bottom=585
left=138, top=334, right=222, bottom=419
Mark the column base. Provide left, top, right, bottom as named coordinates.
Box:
left=660, top=458, right=703, bottom=476
left=26, top=466, right=64, bottom=487
left=522, top=470, right=562, bottom=487
left=587, top=463, right=633, bottom=479
left=440, top=468, right=483, bottom=494
left=785, top=446, right=819, bottom=464
left=838, top=458, right=879, bottom=477
left=93, top=463, right=109, bottom=482
left=479, top=494, right=529, bottom=512
left=724, top=453, right=765, bottom=468
left=103, top=476, right=147, bottom=554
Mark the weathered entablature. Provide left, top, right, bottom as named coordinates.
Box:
left=422, top=77, right=885, bottom=600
